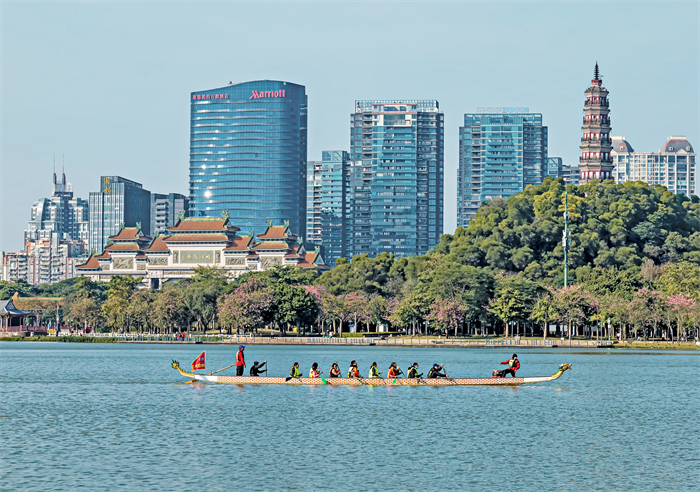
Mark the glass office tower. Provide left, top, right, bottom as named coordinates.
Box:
left=457, top=109, right=547, bottom=227
left=350, top=100, right=444, bottom=257
left=88, top=176, right=151, bottom=253
left=189, top=80, right=308, bottom=235
left=306, top=151, right=348, bottom=265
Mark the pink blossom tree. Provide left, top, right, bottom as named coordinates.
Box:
left=666, top=293, right=696, bottom=342
left=429, top=297, right=468, bottom=337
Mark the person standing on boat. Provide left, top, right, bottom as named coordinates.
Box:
left=235, top=345, right=246, bottom=376
left=328, top=363, right=341, bottom=378
left=368, top=362, right=382, bottom=379
left=407, top=363, right=423, bottom=379
left=289, top=362, right=301, bottom=378
left=427, top=364, right=449, bottom=378
left=250, top=360, right=267, bottom=376
left=387, top=363, right=402, bottom=378
left=500, top=354, right=520, bottom=377
left=348, top=361, right=360, bottom=378
left=309, top=363, right=322, bottom=378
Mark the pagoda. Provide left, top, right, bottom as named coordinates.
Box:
left=579, top=62, right=613, bottom=184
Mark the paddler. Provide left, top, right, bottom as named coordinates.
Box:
left=289, top=362, right=301, bottom=379
left=249, top=360, right=267, bottom=377
left=309, top=362, right=322, bottom=378
left=500, top=354, right=520, bottom=377
left=235, top=345, right=246, bottom=376
left=348, top=360, right=360, bottom=378
left=427, top=364, right=449, bottom=378
left=387, top=362, right=403, bottom=378
left=407, top=363, right=423, bottom=379
left=328, top=363, right=341, bottom=378
left=368, top=362, right=382, bottom=379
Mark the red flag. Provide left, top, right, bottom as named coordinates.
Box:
left=191, top=351, right=205, bottom=371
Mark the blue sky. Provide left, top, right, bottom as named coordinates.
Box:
left=2, top=1, right=698, bottom=252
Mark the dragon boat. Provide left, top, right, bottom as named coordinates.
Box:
left=171, top=361, right=572, bottom=386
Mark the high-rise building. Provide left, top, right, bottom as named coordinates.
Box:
left=560, top=165, right=580, bottom=186
left=306, top=151, right=348, bottom=265
left=25, top=165, right=89, bottom=245
left=611, top=136, right=696, bottom=196
left=189, top=80, right=308, bottom=236
left=350, top=100, right=444, bottom=257
left=546, top=157, right=563, bottom=179
left=150, top=193, right=189, bottom=236
left=344, top=159, right=373, bottom=257
left=579, top=63, right=613, bottom=185
left=2, top=233, right=87, bottom=285
left=457, top=109, right=547, bottom=227
left=89, top=176, right=151, bottom=254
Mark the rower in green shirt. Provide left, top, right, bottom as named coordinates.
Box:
left=368, top=362, right=382, bottom=379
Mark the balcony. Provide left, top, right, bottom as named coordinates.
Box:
left=580, top=137, right=612, bottom=145
left=584, top=100, right=609, bottom=108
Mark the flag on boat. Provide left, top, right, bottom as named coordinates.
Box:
left=191, top=351, right=206, bottom=371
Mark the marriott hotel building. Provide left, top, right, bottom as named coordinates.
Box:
left=189, top=80, right=307, bottom=235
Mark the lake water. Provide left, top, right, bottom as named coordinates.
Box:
left=1, top=342, right=698, bottom=491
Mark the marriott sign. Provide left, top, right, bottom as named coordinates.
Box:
left=250, top=90, right=285, bottom=99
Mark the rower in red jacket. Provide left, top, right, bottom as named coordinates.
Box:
left=235, top=345, right=246, bottom=376
left=500, top=354, right=520, bottom=377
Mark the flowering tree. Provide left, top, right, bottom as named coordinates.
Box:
left=428, top=297, right=468, bottom=337
left=218, top=276, right=275, bottom=334
left=666, top=293, right=696, bottom=342
left=320, top=293, right=348, bottom=334
left=548, top=285, right=599, bottom=340
left=627, top=288, right=665, bottom=339
left=345, top=292, right=370, bottom=333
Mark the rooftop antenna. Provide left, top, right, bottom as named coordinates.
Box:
left=53, top=154, right=56, bottom=184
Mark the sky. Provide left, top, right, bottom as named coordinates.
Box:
left=1, top=0, right=698, bottom=252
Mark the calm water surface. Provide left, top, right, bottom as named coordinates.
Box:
left=1, top=342, right=698, bottom=491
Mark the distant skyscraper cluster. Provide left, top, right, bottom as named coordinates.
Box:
left=4, top=66, right=696, bottom=284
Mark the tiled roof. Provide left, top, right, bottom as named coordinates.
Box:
left=224, top=236, right=253, bottom=251
left=96, top=251, right=112, bottom=259
left=168, top=218, right=239, bottom=232
left=164, top=234, right=230, bottom=242
left=108, top=228, right=139, bottom=240
left=257, top=226, right=288, bottom=239
left=105, top=243, right=141, bottom=251
left=0, top=300, right=28, bottom=316
left=76, top=254, right=101, bottom=269
left=296, top=252, right=329, bottom=269
left=12, top=295, right=66, bottom=310
left=135, top=253, right=147, bottom=259
left=108, top=228, right=150, bottom=241
left=253, top=242, right=290, bottom=250
left=247, top=253, right=259, bottom=258
left=145, top=237, right=170, bottom=252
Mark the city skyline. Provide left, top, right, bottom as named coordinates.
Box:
left=2, top=1, right=698, bottom=252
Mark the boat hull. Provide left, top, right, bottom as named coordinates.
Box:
left=172, top=361, right=572, bottom=386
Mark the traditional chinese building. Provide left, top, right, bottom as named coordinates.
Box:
left=579, top=63, right=613, bottom=185
left=76, top=215, right=329, bottom=289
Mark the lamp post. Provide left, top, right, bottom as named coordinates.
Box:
left=563, top=187, right=570, bottom=287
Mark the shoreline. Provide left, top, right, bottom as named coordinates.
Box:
left=1, top=335, right=698, bottom=350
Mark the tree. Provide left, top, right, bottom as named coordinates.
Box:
left=152, top=288, right=187, bottom=333
left=428, top=297, right=468, bottom=337
left=102, top=276, right=140, bottom=330
left=66, top=296, right=103, bottom=332
left=218, top=276, right=275, bottom=334
left=389, top=292, right=431, bottom=335
left=666, top=293, right=696, bottom=342
left=345, top=292, right=369, bottom=332
left=126, top=289, right=154, bottom=333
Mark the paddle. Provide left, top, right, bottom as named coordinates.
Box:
left=209, top=364, right=236, bottom=376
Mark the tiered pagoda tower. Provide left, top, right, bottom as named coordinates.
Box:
left=579, top=63, right=613, bottom=184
